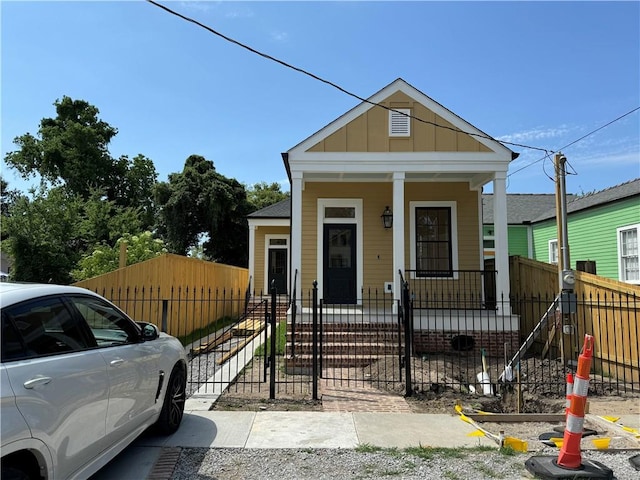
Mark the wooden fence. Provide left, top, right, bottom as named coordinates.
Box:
left=74, top=253, right=249, bottom=338
left=509, top=256, right=639, bottom=386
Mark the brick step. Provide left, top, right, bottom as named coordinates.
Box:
left=286, top=342, right=400, bottom=356
left=288, top=322, right=401, bottom=333
left=285, top=354, right=379, bottom=369
left=288, top=330, right=400, bottom=344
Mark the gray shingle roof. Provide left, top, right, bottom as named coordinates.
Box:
left=247, top=198, right=291, bottom=218
left=481, top=194, right=571, bottom=224
left=532, top=178, right=640, bottom=222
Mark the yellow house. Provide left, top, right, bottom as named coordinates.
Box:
left=249, top=78, right=517, bottom=319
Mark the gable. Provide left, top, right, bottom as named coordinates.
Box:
left=307, top=90, right=492, bottom=154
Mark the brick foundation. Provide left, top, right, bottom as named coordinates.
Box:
left=412, top=330, right=520, bottom=357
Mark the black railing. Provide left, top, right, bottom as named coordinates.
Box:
left=405, top=269, right=497, bottom=310
left=92, top=283, right=638, bottom=403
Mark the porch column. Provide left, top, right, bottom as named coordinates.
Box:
left=248, top=223, right=256, bottom=296
left=291, top=172, right=303, bottom=307
left=493, top=174, right=511, bottom=315
left=392, top=172, right=405, bottom=306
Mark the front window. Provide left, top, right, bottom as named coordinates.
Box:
left=415, top=206, right=453, bottom=276
left=618, top=225, right=639, bottom=283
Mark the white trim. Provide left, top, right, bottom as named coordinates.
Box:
left=264, top=234, right=290, bottom=294
left=317, top=198, right=364, bottom=303
left=409, top=201, right=459, bottom=279
left=548, top=239, right=559, bottom=264
left=247, top=218, right=289, bottom=228
left=617, top=224, right=640, bottom=284
left=248, top=224, right=256, bottom=294
left=288, top=151, right=513, bottom=166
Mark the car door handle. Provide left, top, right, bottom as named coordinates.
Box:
left=24, top=376, right=52, bottom=389
left=110, top=359, right=125, bottom=367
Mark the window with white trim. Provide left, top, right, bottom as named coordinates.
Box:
left=618, top=224, right=639, bottom=284
left=548, top=239, right=558, bottom=264
left=410, top=201, right=458, bottom=278
left=389, top=109, right=410, bottom=136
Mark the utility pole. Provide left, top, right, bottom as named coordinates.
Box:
left=554, top=153, right=577, bottom=366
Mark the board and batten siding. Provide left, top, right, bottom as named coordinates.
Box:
left=307, top=91, right=491, bottom=154
left=532, top=197, right=640, bottom=281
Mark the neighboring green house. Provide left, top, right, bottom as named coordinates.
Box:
left=481, top=193, right=575, bottom=259
left=530, top=178, right=640, bottom=284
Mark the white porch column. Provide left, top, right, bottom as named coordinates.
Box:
left=493, top=174, right=511, bottom=315
left=248, top=223, right=256, bottom=296
left=291, top=173, right=303, bottom=306
left=392, top=172, right=405, bottom=305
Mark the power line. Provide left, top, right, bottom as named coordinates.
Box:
left=507, top=106, right=640, bottom=178
left=146, top=0, right=550, bottom=153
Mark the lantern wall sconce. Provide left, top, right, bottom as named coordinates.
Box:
left=381, top=206, right=393, bottom=229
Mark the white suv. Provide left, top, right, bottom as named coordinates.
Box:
left=1, top=283, right=188, bottom=480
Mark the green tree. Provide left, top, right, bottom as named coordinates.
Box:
left=155, top=155, right=251, bottom=267
left=72, top=231, right=167, bottom=281
left=3, top=187, right=85, bottom=283
left=246, top=181, right=289, bottom=211
left=3, top=97, right=160, bottom=281
left=4, top=96, right=118, bottom=198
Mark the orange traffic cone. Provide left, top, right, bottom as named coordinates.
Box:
left=557, top=336, right=593, bottom=468
left=525, top=334, right=613, bottom=479
left=565, top=372, right=573, bottom=417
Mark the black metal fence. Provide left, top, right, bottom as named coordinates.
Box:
left=94, top=280, right=639, bottom=404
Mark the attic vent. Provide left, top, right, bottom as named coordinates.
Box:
left=389, top=109, right=410, bottom=136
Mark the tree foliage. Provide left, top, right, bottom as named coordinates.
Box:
left=246, top=181, right=289, bottom=211
left=72, top=232, right=167, bottom=281
left=2, top=97, right=160, bottom=281
left=155, top=155, right=251, bottom=267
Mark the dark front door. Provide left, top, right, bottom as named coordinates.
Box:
left=268, top=248, right=287, bottom=294
left=323, top=224, right=357, bottom=304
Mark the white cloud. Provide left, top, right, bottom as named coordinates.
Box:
left=498, top=125, right=571, bottom=144
left=270, top=30, right=289, bottom=42
left=178, top=1, right=214, bottom=14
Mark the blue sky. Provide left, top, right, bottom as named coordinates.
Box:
left=2, top=1, right=639, bottom=196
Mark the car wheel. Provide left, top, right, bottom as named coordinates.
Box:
left=156, top=365, right=186, bottom=434
left=1, top=466, right=32, bottom=480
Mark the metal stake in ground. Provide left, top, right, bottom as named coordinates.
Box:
left=525, top=334, right=613, bottom=480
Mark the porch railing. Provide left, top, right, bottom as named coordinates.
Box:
left=405, top=269, right=497, bottom=310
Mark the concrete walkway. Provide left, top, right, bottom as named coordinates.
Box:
left=90, top=397, right=639, bottom=480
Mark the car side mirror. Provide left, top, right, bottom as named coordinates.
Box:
left=141, top=323, right=159, bottom=341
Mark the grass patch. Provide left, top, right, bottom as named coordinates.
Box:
left=254, top=320, right=287, bottom=356
left=476, top=464, right=503, bottom=478
left=355, top=443, right=385, bottom=454
left=178, top=315, right=236, bottom=347
left=404, top=445, right=467, bottom=461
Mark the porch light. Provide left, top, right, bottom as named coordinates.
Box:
left=381, top=206, right=393, bottom=229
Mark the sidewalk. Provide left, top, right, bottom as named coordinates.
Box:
left=90, top=397, right=639, bottom=480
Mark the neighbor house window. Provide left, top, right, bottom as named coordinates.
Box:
left=618, top=225, right=639, bottom=284
left=411, top=202, right=458, bottom=277
left=549, top=239, right=558, bottom=264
